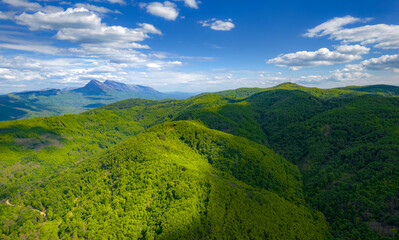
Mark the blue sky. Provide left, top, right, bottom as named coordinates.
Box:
left=0, top=0, right=398, bottom=93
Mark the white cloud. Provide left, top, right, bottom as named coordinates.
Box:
left=330, top=24, right=399, bottom=49
left=297, top=75, right=332, bottom=84
left=331, top=67, right=371, bottom=81
left=2, top=0, right=42, bottom=11
left=74, top=3, right=121, bottom=14
left=146, top=60, right=182, bottom=70
left=361, top=54, right=399, bottom=71
left=267, top=47, right=367, bottom=70
left=174, top=0, right=199, bottom=9
left=2, top=0, right=63, bottom=13
left=0, top=11, right=11, bottom=20
left=335, top=44, right=370, bottom=55
left=305, top=16, right=399, bottom=49
left=184, top=0, right=198, bottom=9
left=107, top=0, right=126, bottom=4
left=69, top=45, right=149, bottom=65
left=15, top=8, right=101, bottom=31
left=303, top=16, right=368, bottom=38
left=55, top=25, right=160, bottom=44
left=14, top=8, right=161, bottom=45
left=146, top=63, right=161, bottom=69
left=0, top=43, right=61, bottom=54
left=5, top=6, right=185, bottom=77
left=138, top=23, right=162, bottom=35
left=199, top=18, right=235, bottom=31
left=144, top=1, right=179, bottom=20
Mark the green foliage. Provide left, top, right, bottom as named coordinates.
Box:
left=339, top=84, right=399, bottom=96
left=2, top=83, right=399, bottom=239
left=0, top=111, right=144, bottom=202
left=180, top=90, right=399, bottom=239
left=216, top=82, right=396, bottom=100
left=1, top=121, right=328, bottom=239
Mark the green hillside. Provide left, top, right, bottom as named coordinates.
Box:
left=338, top=84, right=399, bottom=96
left=175, top=89, right=399, bottom=239
left=1, top=83, right=399, bottom=239
left=217, top=82, right=399, bottom=100
left=1, top=121, right=328, bottom=239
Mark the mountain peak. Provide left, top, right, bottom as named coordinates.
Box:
left=275, top=82, right=301, bottom=88
left=87, top=79, right=103, bottom=85
left=73, top=80, right=110, bottom=95
left=72, top=80, right=160, bottom=95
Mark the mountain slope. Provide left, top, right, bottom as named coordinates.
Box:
left=216, top=82, right=399, bottom=100
left=339, top=84, right=399, bottom=96
left=174, top=90, right=399, bottom=239
left=1, top=121, right=328, bottom=239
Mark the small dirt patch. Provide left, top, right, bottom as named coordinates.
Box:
left=14, top=133, right=63, bottom=152
left=321, top=124, right=332, bottom=137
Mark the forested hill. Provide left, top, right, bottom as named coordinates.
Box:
left=1, top=121, right=328, bottom=239
left=216, top=82, right=399, bottom=99
left=1, top=83, right=399, bottom=239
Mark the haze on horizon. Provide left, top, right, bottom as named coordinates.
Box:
left=0, top=0, right=398, bottom=94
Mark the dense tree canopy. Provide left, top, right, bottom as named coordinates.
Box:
left=1, top=83, right=399, bottom=239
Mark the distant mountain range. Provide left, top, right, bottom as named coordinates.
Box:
left=72, top=80, right=159, bottom=95
left=0, top=80, right=195, bottom=121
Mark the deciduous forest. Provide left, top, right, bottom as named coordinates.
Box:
left=1, top=83, right=399, bottom=239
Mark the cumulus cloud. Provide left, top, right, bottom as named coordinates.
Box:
left=267, top=47, right=367, bottom=70
left=9, top=6, right=173, bottom=69
left=138, top=23, right=162, bottom=35
left=335, top=44, right=370, bottom=55
left=174, top=0, right=199, bottom=9
left=15, top=8, right=101, bottom=31
left=144, top=1, right=179, bottom=20
left=361, top=54, right=399, bottom=71
left=297, top=75, right=332, bottom=84
left=14, top=8, right=161, bottom=45
left=199, top=18, right=235, bottom=31
left=305, top=16, right=399, bottom=49
left=331, top=66, right=371, bottom=81
left=55, top=25, right=160, bottom=44
left=146, top=63, right=161, bottom=69
left=183, top=0, right=199, bottom=9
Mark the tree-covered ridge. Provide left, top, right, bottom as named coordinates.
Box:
left=0, top=112, right=145, bottom=201
left=216, top=82, right=399, bottom=100
left=175, top=90, right=399, bottom=239
left=338, top=84, right=399, bottom=96
left=1, top=121, right=329, bottom=239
